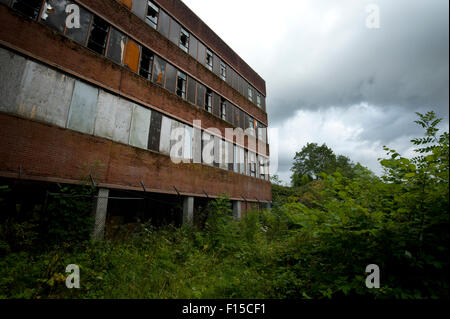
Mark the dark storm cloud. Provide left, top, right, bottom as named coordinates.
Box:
left=266, top=0, right=449, bottom=130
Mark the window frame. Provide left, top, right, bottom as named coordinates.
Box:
left=146, top=0, right=159, bottom=29
left=206, top=49, right=213, bottom=71
left=220, top=61, right=227, bottom=81
left=176, top=71, right=187, bottom=99
left=179, top=27, right=190, bottom=53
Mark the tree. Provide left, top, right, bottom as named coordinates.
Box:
left=290, top=143, right=358, bottom=186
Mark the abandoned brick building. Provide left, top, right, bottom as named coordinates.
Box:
left=0, top=0, right=271, bottom=239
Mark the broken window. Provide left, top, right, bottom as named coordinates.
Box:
left=148, top=110, right=162, bottom=152
left=107, top=27, right=127, bottom=65
left=206, top=49, right=213, bottom=71
left=205, top=88, right=212, bottom=113
left=220, top=98, right=226, bottom=121
left=123, top=39, right=140, bottom=73
left=220, top=62, right=227, bottom=81
left=179, top=28, right=189, bottom=53
left=146, top=0, right=159, bottom=29
left=176, top=71, right=187, bottom=99
left=11, top=0, right=42, bottom=20
left=152, top=56, right=166, bottom=86
left=257, top=93, right=261, bottom=108
left=247, top=85, right=253, bottom=102
left=40, top=0, right=70, bottom=33
left=87, top=16, right=110, bottom=55
left=139, top=46, right=154, bottom=80
left=65, top=4, right=92, bottom=45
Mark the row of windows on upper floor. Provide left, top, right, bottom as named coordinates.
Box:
left=115, top=0, right=267, bottom=111
left=0, top=0, right=269, bottom=143
left=0, top=47, right=270, bottom=181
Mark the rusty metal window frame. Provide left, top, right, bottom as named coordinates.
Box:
left=176, top=71, right=187, bottom=99
left=220, top=98, right=226, bottom=121
left=179, top=27, right=189, bottom=53
left=205, top=88, right=212, bottom=113
left=139, top=46, right=154, bottom=80
left=220, top=61, right=226, bottom=81
left=206, top=49, right=213, bottom=71
left=146, top=0, right=159, bottom=29
left=10, top=0, right=44, bottom=20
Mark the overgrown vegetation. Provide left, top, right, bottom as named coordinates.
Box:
left=0, top=111, right=448, bottom=299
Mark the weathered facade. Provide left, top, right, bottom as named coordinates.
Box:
left=0, top=0, right=271, bottom=233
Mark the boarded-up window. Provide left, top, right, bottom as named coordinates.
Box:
left=40, top=0, right=70, bottom=33
left=123, top=39, right=140, bottom=73
left=196, top=83, right=205, bottom=108
left=197, top=42, right=206, bottom=66
left=212, top=92, right=220, bottom=117
left=139, top=46, right=154, bottom=80
left=107, top=27, right=126, bottom=65
left=168, top=17, right=180, bottom=45
left=189, top=35, right=198, bottom=59
left=130, top=105, right=151, bottom=150
left=94, top=90, right=133, bottom=144
left=226, top=141, right=234, bottom=171
left=119, top=0, right=132, bottom=10
left=152, top=56, right=166, bottom=86
left=187, top=76, right=196, bottom=105
left=165, top=63, right=177, bottom=93
left=67, top=80, right=99, bottom=135
left=157, top=9, right=170, bottom=38
left=66, top=5, right=92, bottom=45
left=159, top=116, right=172, bottom=155
left=87, top=16, right=110, bottom=55
left=11, top=0, right=42, bottom=20
left=148, top=110, right=162, bottom=152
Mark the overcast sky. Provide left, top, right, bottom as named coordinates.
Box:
left=183, top=0, right=449, bottom=184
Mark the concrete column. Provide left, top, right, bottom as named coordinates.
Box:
left=232, top=200, right=242, bottom=220
left=92, top=188, right=109, bottom=240
left=183, top=196, right=194, bottom=225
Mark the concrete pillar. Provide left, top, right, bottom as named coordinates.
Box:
left=232, top=200, right=242, bottom=220
left=183, top=196, right=194, bottom=225
left=92, top=188, right=109, bottom=240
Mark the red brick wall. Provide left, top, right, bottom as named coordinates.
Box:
left=0, top=4, right=267, bottom=128
left=0, top=113, right=272, bottom=202
left=153, top=0, right=267, bottom=96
